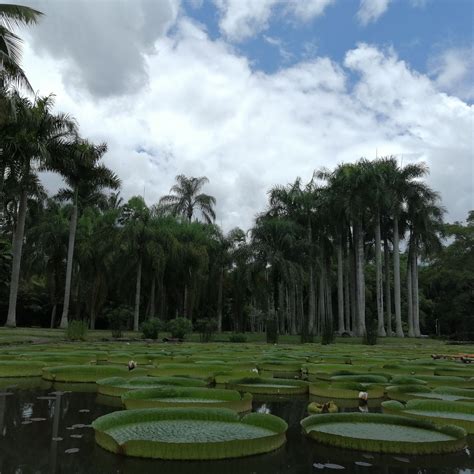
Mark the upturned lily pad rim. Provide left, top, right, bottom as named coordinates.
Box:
left=92, top=407, right=287, bottom=460
left=301, top=412, right=467, bottom=454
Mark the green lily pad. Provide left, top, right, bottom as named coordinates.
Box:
left=226, top=377, right=308, bottom=394
left=301, top=413, right=466, bottom=454
left=93, top=407, right=287, bottom=459
left=42, top=365, right=148, bottom=383
left=121, top=386, right=253, bottom=413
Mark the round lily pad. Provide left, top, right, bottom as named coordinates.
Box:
left=309, top=382, right=385, bottom=399
left=387, top=384, right=474, bottom=402
left=121, top=386, right=252, bottom=413
left=42, top=365, right=148, bottom=383
left=96, top=376, right=207, bottom=397
left=226, top=377, right=308, bottom=395
left=92, top=407, right=287, bottom=459
left=301, top=412, right=467, bottom=454
left=0, top=361, right=45, bottom=377
left=382, top=399, right=474, bottom=434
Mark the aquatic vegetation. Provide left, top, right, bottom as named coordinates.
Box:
left=308, top=401, right=338, bottom=414
left=387, top=384, right=474, bottom=402
left=121, top=386, right=253, bottom=413
left=309, top=381, right=385, bottom=399
left=226, top=377, right=308, bottom=395
left=92, top=407, right=287, bottom=459
left=96, top=376, right=207, bottom=397
left=42, top=365, right=148, bottom=383
left=301, top=413, right=467, bottom=454
left=0, top=361, right=45, bottom=377
left=382, top=399, right=474, bottom=434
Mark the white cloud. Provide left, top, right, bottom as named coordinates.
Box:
left=428, top=47, right=474, bottom=101
left=22, top=24, right=473, bottom=232
left=357, top=0, right=392, bottom=25
left=213, top=0, right=334, bottom=41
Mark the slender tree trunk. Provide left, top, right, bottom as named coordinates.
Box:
left=326, top=259, right=333, bottom=334
left=217, top=267, right=223, bottom=332
left=393, top=216, right=404, bottom=337
left=375, top=216, right=386, bottom=336
left=337, top=241, right=344, bottom=333
left=298, top=280, right=304, bottom=334
left=90, top=305, right=96, bottom=331
left=50, top=303, right=57, bottom=329
left=183, top=285, right=188, bottom=319
left=355, top=222, right=366, bottom=336
left=407, top=254, right=414, bottom=337
left=318, top=267, right=326, bottom=332
left=149, top=276, right=156, bottom=318
left=5, top=187, right=28, bottom=327
left=278, top=281, right=285, bottom=334
left=384, top=237, right=393, bottom=336
left=133, top=256, right=142, bottom=331
left=290, top=284, right=297, bottom=335
left=344, top=249, right=350, bottom=333
left=412, top=249, right=421, bottom=337
left=59, top=191, right=79, bottom=329
left=350, top=245, right=357, bottom=335
left=308, top=264, right=316, bottom=334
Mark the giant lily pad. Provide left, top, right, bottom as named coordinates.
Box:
left=387, top=385, right=474, bottom=402
left=226, top=377, right=308, bottom=395
left=42, top=365, right=148, bottom=383
left=121, top=387, right=252, bottom=413
left=92, top=407, right=287, bottom=459
left=301, top=413, right=466, bottom=454
left=309, top=382, right=385, bottom=399
left=382, top=399, right=474, bottom=434
left=0, top=361, right=45, bottom=377
left=96, top=376, right=207, bottom=397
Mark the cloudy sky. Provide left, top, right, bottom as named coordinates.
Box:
left=20, top=0, right=474, bottom=231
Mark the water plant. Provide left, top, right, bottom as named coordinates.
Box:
left=301, top=412, right=467, bottom=454
left=92, top=407, right=287, bottom=459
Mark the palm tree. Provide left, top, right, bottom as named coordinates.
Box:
left=3, top=93, right=76, bottom=327
left=381, top=158, right=430, bottom=337
left=159, top=175, right=216, bottom=223
left=0, top=4, right=43, bottom=90
left=53, top=139, right=120, bottom=329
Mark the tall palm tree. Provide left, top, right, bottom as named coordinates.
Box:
left=0, top=4, right=43, bottom=91
left=159, top=175, right=216, bottom=223
left=3, top=93, right=76, bottom=327
left=381, top=158, right=430, bottom=337
left=53, top=139, right=120, bottom=329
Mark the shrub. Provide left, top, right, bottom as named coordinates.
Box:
left=194, top=318, right=217, bottom=342
left=141, top=318, right=163, bottom=340
left=66, top=320, right=88, bottom=341
left=105, top=305, right=132, bottom=338
left=229, top=333, right=247, bottom=343
left=167, top=317, right=193, bottom=339
left=265, top=315, right=278, bottom=344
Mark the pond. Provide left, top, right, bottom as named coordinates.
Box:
left=0, top=386, right=472, bottom=473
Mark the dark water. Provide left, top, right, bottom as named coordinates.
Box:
left=0, top=386, right=472, bottom=474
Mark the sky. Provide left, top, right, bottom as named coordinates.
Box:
left=19, top=0, right=474, bottom=231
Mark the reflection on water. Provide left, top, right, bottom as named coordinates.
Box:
left=0, top=387, right=472, bottom=474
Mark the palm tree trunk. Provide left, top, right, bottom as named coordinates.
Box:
left=290, top=284, right=297, bottom=335
left=183, top=285, right=188, bottom=319
left=350, top=246, right=357, bottom=335
left=326, top=259, right=333, bottom=334
left=344, top=250, right=350, bottom=333
left=59, top=191, right=79, bottom=329
left=5, top=187, right=28, bottom=327
left=308, top=264, right=316, bottom=334
left=375, top=215, right=386, bottom=336
left=133, top=256, right=142, bottom=331
left=384, top=237, right=393, bottom=336
left=355, top=222, right=366, bottom=336
left=217, top=267, right=223, bottom=332
left=412, top=249, right=421, bottom=337
left=318, top=267, right=326, bottom=332
left=407, top=254, right=414, bottom=337
left=149, top=276, right=156, bottom=318
left=337, top=241, right=345, bottom=333
left=278, top=280, right=285, bottom=334
left=50, top=303, right=57, bottom=329
left=393, top=216, right=404, bottom=337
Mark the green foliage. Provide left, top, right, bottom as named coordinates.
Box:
left=194, top=318, right=217, bottom=342
left=141, top=318, right=163, bottom=340
left=229, top=333, right=247, bottom=343
left=167, top=317, right=193, bottom=339
left=66, top=320, right=88, bottom=341
left=105, top=305, right=132, bottom=338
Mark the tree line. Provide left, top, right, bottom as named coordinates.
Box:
left=1, top=3, right=472, bottom=339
